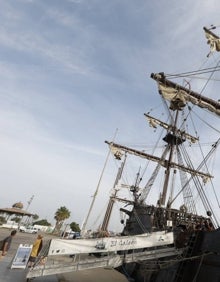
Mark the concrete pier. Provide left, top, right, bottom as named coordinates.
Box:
left=0, top=228, right=128, bottom=282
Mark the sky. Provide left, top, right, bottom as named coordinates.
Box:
left=1, top=0, right=220, bottom=231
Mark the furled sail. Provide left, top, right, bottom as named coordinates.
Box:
left=151, top=73, right=220, bottom=116
left=204, top=26, right=220, bottom=56
left=144, top=113, right=199, bottom=143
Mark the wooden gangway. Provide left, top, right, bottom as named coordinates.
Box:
left=26, top=246, right=182, bottom=280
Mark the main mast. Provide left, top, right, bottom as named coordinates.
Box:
left=159, top=111, right=181, bottom=206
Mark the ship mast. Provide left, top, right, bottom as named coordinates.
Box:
left=159, top=111, right=180, bottom=206
left=150, top=70, right=220, bottom=208
left=101, top=154, right=127, bottom=231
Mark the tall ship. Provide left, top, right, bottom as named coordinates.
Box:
left=98, top=26, right=220, bottom=282
left=27, top=26, right=220, bottom=282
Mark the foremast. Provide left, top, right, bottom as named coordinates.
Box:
left=100, top=154, right=127, bottom=232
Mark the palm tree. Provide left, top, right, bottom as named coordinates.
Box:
left=70, top=221, right=81, bottom=232
left=53, top=206, right=71, bottom=234
left=32, top=214, right=39, bottom=221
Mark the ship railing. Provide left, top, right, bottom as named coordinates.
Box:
left=26, top=245, right=182, bottom=280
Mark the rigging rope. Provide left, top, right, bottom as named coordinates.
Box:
left=171, top=140, right=220, bottom=227
left=139, top=146, right=169, bottom=203
left=192, top=253, right=205, bottom=282
left=191, top=107, right=220, bottom=134
left=176, top=145, right=197, bottom=214
left=166, top=64, right=220, bottom=79
left=189, top=108, right=220, bottom=212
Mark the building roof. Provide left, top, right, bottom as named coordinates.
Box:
left=0, top=207, right=33, bottom=217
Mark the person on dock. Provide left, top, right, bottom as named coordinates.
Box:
left=27, top=234, right=43, bottom=267
left=0, top=230, right=17, bottom=259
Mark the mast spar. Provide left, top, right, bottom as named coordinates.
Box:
left=150, top=72, right=220, bottom=116
left=105, top=141, right=213, bottom=181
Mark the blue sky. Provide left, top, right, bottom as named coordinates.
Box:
left=1, top=0, right=220, bottom=230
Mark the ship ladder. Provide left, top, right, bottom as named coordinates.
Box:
left=173, top=232, right=200, bottom=282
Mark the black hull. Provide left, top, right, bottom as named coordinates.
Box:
left=172, top=228, right=220, bottom=282
left=118, top=204, right=220, bottom=282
